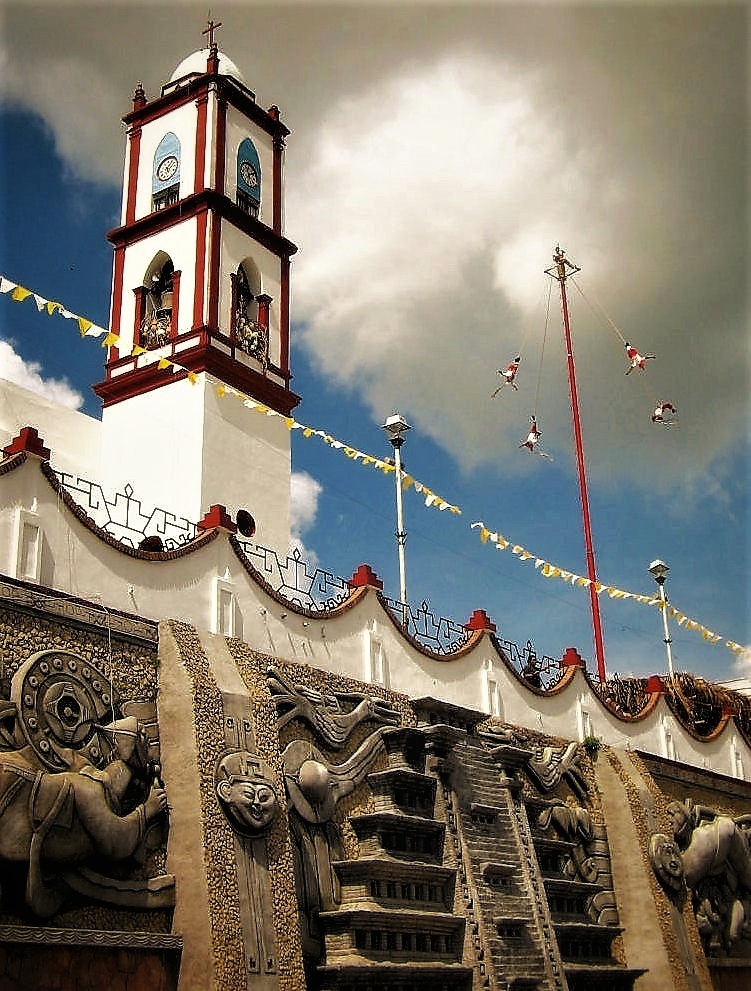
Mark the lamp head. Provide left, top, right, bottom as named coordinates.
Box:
left=382, top=412, right=411, bottom=441
left=649, top=559, right=670, bottom=581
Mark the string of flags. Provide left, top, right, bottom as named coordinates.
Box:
left=2, top=273, right=745, bottom=657
left=0, top=273, right=460, bottom=514
left=0, top=275, right=109, bottom=340
left=214, top=384, right=462, bottom=513
left=471, top=522, right=747, bottom=656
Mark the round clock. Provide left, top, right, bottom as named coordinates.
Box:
left=156, top=155, right=179, bottom=182
left=239, top=161, right=258, bottom=188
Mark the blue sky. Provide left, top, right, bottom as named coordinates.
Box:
left=1, top=2, right=748, bottom=683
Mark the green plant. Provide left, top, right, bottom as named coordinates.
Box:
left=582, top=735, right=602, bottom=759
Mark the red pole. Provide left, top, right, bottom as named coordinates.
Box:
left=550, top=248, right=607, bottom=682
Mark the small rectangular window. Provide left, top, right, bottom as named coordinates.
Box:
left=15, top=510, right=42, bottom=582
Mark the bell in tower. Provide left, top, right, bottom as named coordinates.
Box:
left=96, top=26, right=299, bottom=555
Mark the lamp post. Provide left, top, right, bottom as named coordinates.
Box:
left=649, top=559, right=675, bottom=678
left=382, top=412, right=410, bottom=625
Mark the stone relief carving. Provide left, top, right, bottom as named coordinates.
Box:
left=216, top=750, right=279, bottom=835
left=538, top=800, right=600, bottom=885
left=268, top=665, right=400, bottom=959
left=486, top=725, right=589, bottom=803
left=267, top=664, right=400, bottom=748
left=0, top=649, right=171, bottom=918
left=527, top=742, right=588, bottom=803
left=651, top=797, right=751, bottom=953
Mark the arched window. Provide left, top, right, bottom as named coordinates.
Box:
left=152, top=133, right=181, bottom=212
left=138, top=253, right=175, bottom=349
left=231, top=261, right=267, bottom=365
left=236, top=138, right=261, bottom=218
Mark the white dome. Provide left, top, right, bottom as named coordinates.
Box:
left=169, top=48, right=247, bottom=85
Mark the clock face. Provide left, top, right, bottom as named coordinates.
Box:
left=156, top=155, right=179, bottom=182
left=240, top=161, right=259, bottom=188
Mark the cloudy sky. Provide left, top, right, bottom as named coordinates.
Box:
left=1, top=1, right=748, bottom=682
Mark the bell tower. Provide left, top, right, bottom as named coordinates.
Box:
left=96, top=25, right=299, bottom=552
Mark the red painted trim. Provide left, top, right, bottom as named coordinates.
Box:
left=109, top=246, right=125, bottom=361
left=3, top=427, right=50, bottom=459
left=561, top=646, right=585, bottom=667
left=194, top=208, right=208, bottom=329
left=133, top=286, right=147, bottom=348
left=108, top=190, right=297, bottom=259
left=93, top=333, right=301, bottom=414
left=124, top=77, right=288, bottom=139
left=229, top=272, right=238, bottom=338
left=256, top=293, right=271, bottom=334
left=207, top=213, right=221, bottom=329
left=215, top=96, right=227, bottom=198
left=125, top=126, right=141, bottom=225
left=348, top=564, right=383, bottom=590
left=464, top=609, right=497, bottom=633
left=170, top=270, right=181, bottom=338
left=280, top=256, right=290, bottom=374
left=194, top=94, right=208, bottom=194
left=197, top=504, right=237, bottom=533
left=273, top=134, right=283, bottom=235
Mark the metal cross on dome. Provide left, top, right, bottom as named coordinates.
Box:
left=202, top=17, right=222, bottom=49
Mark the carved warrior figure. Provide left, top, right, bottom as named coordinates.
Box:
left=267, top=665, right=399, bottom=959
left=0, top=650, right=170, bottom=917
left=651, top=798, right=751, bottom=951
left=667, top=799, right=751, bottom=890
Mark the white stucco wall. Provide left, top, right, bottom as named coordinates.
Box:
left=2, top=449, right=750, bottom=783
left=1, top=379, right=102, bottom=480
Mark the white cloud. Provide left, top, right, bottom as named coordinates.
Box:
left=0, top=339, right=84, bottom=410
left=2, top=56, right=124, bottom=185
left=733, top=648, right=751, bottom=680
left=290, top=470, right=322, bottom=534
left=287, top=51, right=746, bottom=491
left=289, top=470, right=322, bottom=564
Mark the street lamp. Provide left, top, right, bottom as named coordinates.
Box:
left=649, top=559, right=675, bottom=678
left=382, top=412, right=410, bottom=624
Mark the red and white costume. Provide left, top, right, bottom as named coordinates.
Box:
left=493, top=355, right=521, bottom=396
left=519, top=416, right=552, bottom=460
left=625, top=342, right=656, bottom=374
left=652, top=401, right=678, bottom=424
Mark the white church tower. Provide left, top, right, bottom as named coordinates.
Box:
left=96, top=25, right=299, bottom=552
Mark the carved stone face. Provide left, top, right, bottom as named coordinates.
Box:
left=216, top=751, right=279, bottom=835
left=223, top=779, right=278, bottom=831
left=650, top=832, right=685, bottom=894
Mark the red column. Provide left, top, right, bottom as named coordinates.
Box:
left=170, top=270, right=181, bottom=339
left=280, top=257, right=290, bottom=374
left=132, top=286, right=147, bottom=349
left=194, top=93, right=208, bottom=194
left=125, top=125, right=142, bottom=225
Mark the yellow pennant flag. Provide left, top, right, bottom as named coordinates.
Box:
left=157, top=357, right=171, bottom=370
left=12, top=286, right=32, bottom=302
left=77, top=317, right=93, bottom=337
left=102, top=332, right=119, bottom=348
left=187, top=371, right=199, bottom=384
left=131, top=345, right=147, bottom=356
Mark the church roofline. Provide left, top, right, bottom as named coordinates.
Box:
left=122, top=72, right=290, bottom=140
